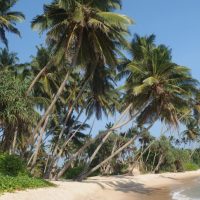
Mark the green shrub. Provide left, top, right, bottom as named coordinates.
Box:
left=64, top=166, right=85, bottom=179
left=183, top=162, right=199, bottom=171
left=0, top=154, right=54, bottom=193
left=0, top=175, right=54, bottom=193
left=0, top=154, right=26, bottom=176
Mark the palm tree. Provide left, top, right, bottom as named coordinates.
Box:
left=182, top=117, right=200, bottom=143
left=75, top=35, right=199, bottom=180
left=124, top=35, right=198, bottom=127
left=0, top=48, right=19, bottom=69
left=28, top=0, right=132, bottom=93
left=29, top=0, right=132, bottom=169
left=0, top=0, right=25, bottom=47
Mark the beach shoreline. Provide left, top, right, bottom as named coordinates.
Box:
left=0, top=170, right=200, bottom=200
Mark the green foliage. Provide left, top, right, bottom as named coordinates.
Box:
left=191, top=149, right=200, bottom=166
left=112, top=162, right=128, bottom=175
left=0, top=0, right=25, bottom=47
left=183, top=162, right=199, bottom=171
left=0, top=175, right=54, bottom=193
left=64, top=166, right=85, bottom=179
left=0, top=154, right=26, bottom=176
left=0, top=154, right=54, bottom=193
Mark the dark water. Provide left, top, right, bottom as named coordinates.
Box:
left=171, top=178, right=200, bottom=200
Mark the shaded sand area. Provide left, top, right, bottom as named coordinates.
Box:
left=0, top=170, right=200, bottom=200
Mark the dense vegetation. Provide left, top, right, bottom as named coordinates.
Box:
left=0, top=154, right=53, bottom=193
left=0, top=0, right=200, bottom=193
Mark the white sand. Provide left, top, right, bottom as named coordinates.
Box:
left=0, top=170, right=200, bottom=200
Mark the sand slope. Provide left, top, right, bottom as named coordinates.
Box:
left=0, top=170, right=200, bottom=200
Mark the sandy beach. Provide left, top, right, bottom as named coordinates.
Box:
left=0, top=170, right=200, bottom=200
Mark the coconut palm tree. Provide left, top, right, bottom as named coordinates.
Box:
left=0, top=48, right=19, bottom=69
left=124, top=36, right=198, bottom=127
left=29, top=0, right=132, bottom=169
left=182, top=117, right=200, bottom=143
left=0, top=0, right=25, bottom=47
left=29, top=0, right=133, bottom=122
left=75, top=35, right=199, bottom=180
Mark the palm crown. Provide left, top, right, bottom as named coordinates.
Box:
left=124, top=35, right=199, bottom=127
left=0, top=0, right=25, bottom=47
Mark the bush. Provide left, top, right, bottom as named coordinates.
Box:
left=183, top=162, right=199, bottom=171
left=0, top=175, right=54, bottom=193
left=0, top=154, right=26, bottom=176
left=64, top=166, right=85, bottom=179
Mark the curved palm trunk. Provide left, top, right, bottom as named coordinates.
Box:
left=129, top=141, right=155, bottom=174
left=30, top=115, right=50, bottom=171
left=54, top=119, right=133, bottom=180
left=151, top=152, right=157, bottom=172
left=48, top=117, right=88, bottom=179
left=52, top=78, right=91, bottom=158
left=79, top=135, right=138, bottom=180
left=31, top=71, right=70, bottom=146
left=153, top=154, right=164, bottom=173
left=78, top=104, right=132, bottom=178
left=145, top=148, right=151, bottom=162
left=45, top=106, right=86, bottom=177
left=10, top=129, right=18, bottom=155
left=30, top=28, right=84, bottom=156
left=26, top=60, right=52, bottom=95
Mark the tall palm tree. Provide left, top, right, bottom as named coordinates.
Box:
left=0, top=48, right=19, bottom=69
left=182, top=117, right=200, bottom=143
left=28, top=0, right=132, bottom=93
left=124, top=35, right=198, bottom=127
left=75, top=35, right=199, bottom=180
left=29, top=0, right=132, bottom=169
left=0, top=0, right=25, bottom=47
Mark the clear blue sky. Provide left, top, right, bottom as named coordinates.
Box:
left=5, top=0, right=200, bottom=136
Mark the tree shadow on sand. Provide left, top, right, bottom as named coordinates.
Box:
left=84, top=176, right=161, bottom=195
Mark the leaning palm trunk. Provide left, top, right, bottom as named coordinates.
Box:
left=78, top=135, right=138, bottom=180
left=52, top=77, right=91, bottom=158
left=31, top=29, right=84, bottom=152
left=26, top=60, right=52, bottom=95
left=129, top=140, right=155, bottom=175
left=153, top=154, right=164, bottom=173
left=151, top=152, right=157, bottom=172
left=45, top=106, right=86, bottom=178
left=31, top=71, right=70, bottom=148
left=29, top=115, right=50, bottom=170
left=9, top=129, right=18, bottom=155
left=48, top=117, right=89, bottom=179
left=78, top=104, right=132, bottom=178
left=104, top=137, right=118, bottom=174
left=54, top=118, right=134, bottom=180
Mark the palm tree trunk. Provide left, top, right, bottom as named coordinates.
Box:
left=48, top=117, right=88, bottom=179
left=31, top=71, right=70, bottom=145
left=189, top=148, right=196, bottom=159
left=10, top=129, right=18, bottom=155
left=145, top=148, right=151, bottom=162
left=79, top=135, right=138, bottom=180
left=78, top=104, right=132, bottom=178
left=43, top=145, right=52, bottom=175
left=45, top=106, right=86, bottom=177
left=153, top=154, right=164, bottom=173
left=54, top=118, right=133, bottom=180
left=26, top=60, right=52, bottom=95
left=151, top=152, right=157, bottom=172
left=31, top=28, right=84, bottom=148
left=52, top=78, right=91, bottom=158
left=30, top=115, right=50, bottom=171
left=129, top=141, right=155, bottom=174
